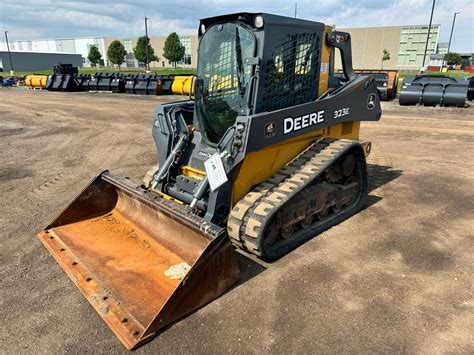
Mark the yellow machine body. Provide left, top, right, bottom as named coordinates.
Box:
left=169, top=26, right=366, bottom=207
left=36, top=15, right=378, bottom=351
left=180, top=26, right=366, bottom=207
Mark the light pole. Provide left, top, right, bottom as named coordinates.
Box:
left=4, top=31, right=14, bottom=73
left=421, top=0, right=435, bottom=70
left=447, top=12, right=460, bottom=54
left=145, top=17, right=150, bottom=71
left=294, top=3, right=297, bottom=18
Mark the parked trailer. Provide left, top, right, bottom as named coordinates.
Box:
left=399, top=75, right=470, bottom=107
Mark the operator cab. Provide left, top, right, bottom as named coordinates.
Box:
left=194, top=13, right=326, bottom=146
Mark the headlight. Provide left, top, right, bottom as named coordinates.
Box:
left=254, top=15, right=264, bottom=28
left=200, top=23, right=206, bottom=34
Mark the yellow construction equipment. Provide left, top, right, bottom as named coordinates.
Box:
left=171, top=75, right=194, bottom=95
left=38, top=12, right=381, bottom=349
left=25, top=75, right=48, bottom=89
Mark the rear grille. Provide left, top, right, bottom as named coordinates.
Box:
left=260, top=32, right=321, bottom=112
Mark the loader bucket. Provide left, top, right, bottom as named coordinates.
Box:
left=37, top=171, right=240, bottom=350
left=25, top=75, right=48, bottom=89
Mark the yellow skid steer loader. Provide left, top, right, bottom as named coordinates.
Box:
left=38, top=12, right=381, bottom=349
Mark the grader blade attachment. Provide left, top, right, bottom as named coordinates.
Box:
left=37, top=171, right=240, bottom=350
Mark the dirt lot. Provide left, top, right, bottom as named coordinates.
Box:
left=1, top=88, right=473, bottom=353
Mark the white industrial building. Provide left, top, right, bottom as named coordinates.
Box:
left=0, top=37, right=107, bottom=67
left=0, top=35, right=197, bottom=69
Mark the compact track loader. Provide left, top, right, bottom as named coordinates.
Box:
left=38, top=13, right=381, bottom=349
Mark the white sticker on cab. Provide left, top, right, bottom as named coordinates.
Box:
left=204, top=153, right=228, bottom=191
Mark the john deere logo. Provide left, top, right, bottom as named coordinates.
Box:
left=265, top=122, right=276, bottom=138
left=367, top=93, right=377, bottom=110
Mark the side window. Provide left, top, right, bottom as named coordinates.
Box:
left=295, top=42, right=313, bottom=74
left=261, top=31, right=321, bottom=112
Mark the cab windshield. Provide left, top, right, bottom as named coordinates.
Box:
left=196, top=23, right=255, bottom=145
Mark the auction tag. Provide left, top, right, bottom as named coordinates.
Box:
left=204, top=153, right=228, bottom=191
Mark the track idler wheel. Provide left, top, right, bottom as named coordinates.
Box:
left=300, top=214, right=313, bottom=229
left=317, top=208, right=329, bottom=220
left=332, top=202, right=342, bottom=213
left=342, top=154, right=355, bottom=176
left=281, top=223, right=295, bottom=239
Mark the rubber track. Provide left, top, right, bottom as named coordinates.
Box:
left=227, top=138, right=367, bottom=260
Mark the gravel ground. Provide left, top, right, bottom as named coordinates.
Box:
left=0, top=88, right=473, bottom=353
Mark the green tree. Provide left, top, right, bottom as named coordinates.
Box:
left=87, top=45, right=102, bottom=67
left=133, top=36, right=158, bottom=67
left=107, top=40, right=127, bottom=71
left=163, top=32, right=185, bottom=68
left=382, top=49, right=390, bottom=69
left=444, top=52, right=462, bottom=66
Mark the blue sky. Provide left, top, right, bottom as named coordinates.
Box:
left=0, top=0, right=473, bottom=52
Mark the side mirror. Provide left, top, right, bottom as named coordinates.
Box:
left=194, top=77, right=205, bottom=100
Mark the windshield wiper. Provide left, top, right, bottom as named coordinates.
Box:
left=235, top=28, right=245, bottom=95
